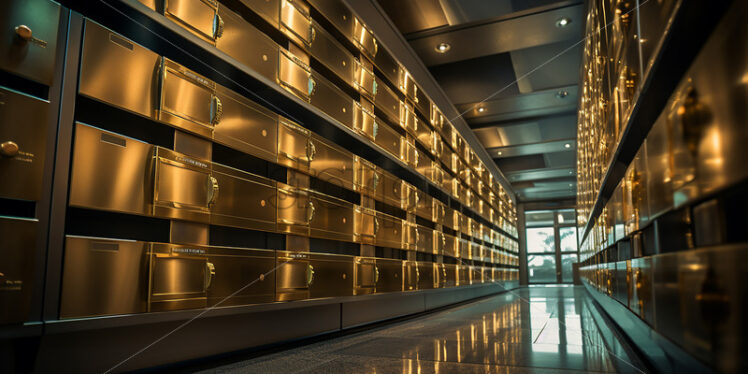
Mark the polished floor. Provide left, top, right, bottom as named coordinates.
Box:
left=199, top=286, right=645, bottom=373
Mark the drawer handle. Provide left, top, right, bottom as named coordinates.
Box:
left=678, top=87, right=711, bottom=159
left=207, top=176, right=219, bottom=206
left=211, top=96, right=223, bottom=125
left=14, top=25, right=32, bottom=41
left=306, top=264, right=315, bottom=286
left=0, top=141, right=19, bottom=158
left=306, top=139, right=316, bottom=161
left=372, top=172, right=380, bottom=190
left=309, top=25, right=316, bottom=43
left=306, top=201, right=316, bottom=222
left=307, top=77, right=317, bottom=96
left=374, top=266, right=379, bottom=283
left=372, top=121, right=378, bottom=140
left=204, top=261, right=215, bottom=291
left=373, top=217, right=379, bottom=235
left=213, top=14, right=224, bottom=39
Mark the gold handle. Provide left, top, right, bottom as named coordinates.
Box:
left=372, top=172, right=380, bottom=190
left=0, top=141, right=19, bottom=158
left=374, top=266, right=379, bottom=283
left=211, top=96, right=223, bottom=125
left=14, top=25, right=32, bottom=41
left=309, top=24, right=316, bottom=43
left=306, top=264, right=315, bottom=286
left=306, top=138, right=316, bottom=161
left=307, top=76, right=317, bottom=96
left=678, top=87, right=711, bottom=159
left=213, top=14, right=224, bottom=39
left=207, top=176, right=219, bottom=206
left=204, top=261, right=215, bottom=290
left=306, top=201, right=316, bottom=222
left=373, top=217, right=380, bottom=235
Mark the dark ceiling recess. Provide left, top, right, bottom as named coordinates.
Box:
left=375, top=0, right=583, bottom=202
left=495, top=154, right=546, bottom=173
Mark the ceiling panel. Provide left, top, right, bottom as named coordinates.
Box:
left=429, top=53, right=519, bottom=104
left=487, top=138, right=575, bottom=157
left=377, top=0, right=449, bottom=34
left=495, top=154, right=546, bottom=172
left=459, top=85, right=578, bottom=123
left=506, top=167, right=576, bottom=182
left=438, top=0, right=569, bottom=24
left=510, top=41, right=583, bottom=93
left=407, top=3, right=583, bottom=66
left=543, top=150, right=576, bottom=168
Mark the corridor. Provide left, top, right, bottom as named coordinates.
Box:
left=200, top=287, right=644, bottom=373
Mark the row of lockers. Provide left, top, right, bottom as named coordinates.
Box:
left=130, top=0, right=519, bottom=230
left=579, top=0, right=748, bottom=258
left=70, top=121, right=520, bottom=256
left=58, top=235, right=519, bottom=319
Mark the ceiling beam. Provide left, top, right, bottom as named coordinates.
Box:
left=488, top=138, right=576, bottom=158
left=406, top=3, right=583, bottom=66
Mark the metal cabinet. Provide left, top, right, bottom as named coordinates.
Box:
left=149, top=242, right=213, bottom=312
left=443, top=233, right=459, bottom=258
left=415, top=225, right=434, bottom=254
left=354, top=257, right=377, bottom=295
left=164, top=0, right=221, bottom=43
left=210, top=163, right=277, bottom=232
left=403, top=261, right=418, bottom=291
left=69, top=123, right=155, bottom=215
left=373, top=120, right=402, bottom=160
left=309, top=190, right=355, bottom=242
left=277, top=120, right=354, bottom=187
left=354, top=63, right=377, bottom=99
left=153, top=147, right=216, bottom=224
left=0, top=87, right=50, bottom=201
left=373, top=211, right=405, bottom=249
left=309, top=133, right=355, bottom=188
left=417, top=262, right=435, bottom=290
left=212, top=84, right=279, bottom=163
left=279, top=0, right=312, bottom=46
left=279, top=49, right=313, bottom=100
left=0, top=0, right=61, bottom=85
left=309, top=20, right=356, bottom=84
left=217, top=5, right=278, bottom=82
left=60, top=236, right=148, bottom=319
left=414, top=190, right=432, bottom=221
left=0, top=217, right=39, bottom=324
left=375, top=258, right=402, bottom=293
left=373, top=47, right=400, bottom=88
left=373, top=81, right=400, bottom=124
left=309, top=71, right=355, bottom=129
left=79, top=20, right=161, bottom=119
left=276, top=251, right=313, bottom=301
left=307, top=0, right=355, bottom=45
left=309, top=253, right=354, bottom=298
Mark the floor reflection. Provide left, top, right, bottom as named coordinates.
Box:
left=200, top=286, right=641, bottom=373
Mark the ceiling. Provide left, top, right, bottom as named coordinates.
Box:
left=375, top=0, right=583, bottom=202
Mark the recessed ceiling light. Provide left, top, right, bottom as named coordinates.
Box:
left=477, top=106, right=486, bottom=113
left=564, top=143, right=571, bottom=148
left=497, top=151, right=502, bottom=156
left=435, top=42, right=451, bottom=53
left=556, top=17, right=571, bottom=28
left=556, top=90, right=569, bottom=98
